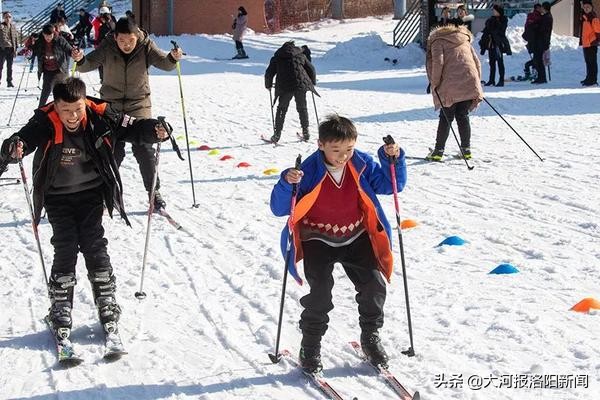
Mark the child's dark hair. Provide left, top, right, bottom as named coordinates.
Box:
left=115, top=17, right=138, bottom=34
left=52, top=77, right=87, bottom=103
left=318, top=114, right=358, bottom=143
left=42, top=24, right=54, bottom=35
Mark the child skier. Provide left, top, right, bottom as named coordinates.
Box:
left=0, top=77, right=170, bottom=348
left=270, top=114, right=407, bottom=373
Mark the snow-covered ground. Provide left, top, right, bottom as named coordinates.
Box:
left=1, top=4, right=599, bottom=400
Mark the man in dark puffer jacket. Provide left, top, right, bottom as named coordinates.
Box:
left=265, top=41, right=317, bottom=143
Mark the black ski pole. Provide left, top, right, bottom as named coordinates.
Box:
left=24, top=57, right=33, bottom=92
left=383, top=135, right=415, bottom=357
left=482, top=97, right=544, bottom=162
left=14, top=139, right=49, bottom=288
left=269, top=87, right=276, bottom=135
left=7, top=61, right=28, bottom=127
left=268, top=154, right=302, bottom=364
left=433, top=88, right=474, bottom=170
left=135, top=117, right=171, bottom=300
left=170, top=40, right=199, bottom=208
left=311, top=91, right=319, bottom=126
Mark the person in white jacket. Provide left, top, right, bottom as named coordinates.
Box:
left=232, top=6, right=248, bottom=59
left=456, top=5, right=475, bottom=32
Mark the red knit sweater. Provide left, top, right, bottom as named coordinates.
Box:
left=300, top=166, right=365, bottom=246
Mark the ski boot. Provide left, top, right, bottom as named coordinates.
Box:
left=460, top=147, right=472, bottom=160
left=361, top=332, right=389, bottom=368
left=270, top=131, right=281, bottom=144
left=299, top=345, right=323, bottom=374
left=301, top=127, right=310, bottom=141
left=47, top=272, right=76, bottom=339
left=89, top=269, right=122, bottom=334
left=425, top=148, right=444, bottom=162
left=153, top=190, right=167, bottom=210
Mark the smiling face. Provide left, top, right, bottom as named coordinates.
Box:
left=319, top=139, right=356, bottom=169
left=583, top=3, right=593, bottom=13
left=55, top=99, right=86, bottom=132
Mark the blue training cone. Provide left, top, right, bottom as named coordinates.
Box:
left=489, top=263, right=519, bottom=274
left=437, top=235, right=466, bottom=246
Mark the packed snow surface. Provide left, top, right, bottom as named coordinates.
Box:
left=0, top=2, right=599, bottom=399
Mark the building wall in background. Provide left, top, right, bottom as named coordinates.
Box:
left=133, top=0, right=393, bottom=36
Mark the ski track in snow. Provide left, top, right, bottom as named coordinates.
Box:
left=1, top=4, right=600, bottom=400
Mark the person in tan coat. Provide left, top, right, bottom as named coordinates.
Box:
left=425, top=23, right=483, bottom=161
left=72, top=17, right=182, bottom=209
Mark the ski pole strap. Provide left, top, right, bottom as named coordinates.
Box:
left=383, top=135, right=397, bottom=165
left=157, top=116, right=184, bottom=161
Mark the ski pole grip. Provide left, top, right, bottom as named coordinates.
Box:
left=382, top=135, right=397, bottom=164
left=157, top=116, right=172, bottom=136
left=294, top=154, right=302, bottom=170
left=170, top=40, right=187, bottom=56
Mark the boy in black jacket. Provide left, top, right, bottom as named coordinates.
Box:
left=0, top=77, right=169, bottom=343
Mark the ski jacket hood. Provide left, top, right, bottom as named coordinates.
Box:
left=270, top=147, right=407, bottom=285
left=426, top=24, right=483, bottom=110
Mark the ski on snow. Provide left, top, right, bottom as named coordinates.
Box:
left=281, top=349, right=347, bottom=400
left=102, top=323, right=128, bottom=361
left=156, top=207, right=183, bottom=230
left=349, top=341, right=420, bottom=400
left=44, top=316, right=84, bottom=367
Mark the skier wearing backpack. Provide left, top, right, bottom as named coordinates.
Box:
left=72, top=17, right=183, bottom=210
left=265, top=41, right=317, bottom=143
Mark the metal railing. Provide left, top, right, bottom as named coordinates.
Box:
left=392, top=0, right=423, bottom=47
left=19, top=0, right=96, bottom=44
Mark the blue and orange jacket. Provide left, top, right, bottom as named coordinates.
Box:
left=270, top=146, right=407, bottom=285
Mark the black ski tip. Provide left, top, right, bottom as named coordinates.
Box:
left=268, top=352, right=282, bottom=364
left=412, top=391, right=421, bottom=400
left=401, top=347, right=416, bottom=357
left=134, top=291, right=147, bottom=300
left=58, top=357, right=84, bottom=368
left=104, top=350, right=128, bottom=362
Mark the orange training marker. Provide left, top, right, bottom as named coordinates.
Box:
left=570, top=297, right=600, bottom=313
left=220, top=155, right=234, bottom=161
left=400, top=219, right=418, bottom=230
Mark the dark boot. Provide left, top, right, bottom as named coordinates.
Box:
left=153, top=190, right=166, bottom=210
left=299, top=344, right=322, bottom=374
left=425, top=147, right=444, bottom=162
left=361, top=332, right=389, bottom=368
left=301, top=126, right=310, bottom=141
left=270, top=130, right=281, bottom=143
left=89, top=269, right=121, bottom=334
left=47, top=272, right=76, bottom=339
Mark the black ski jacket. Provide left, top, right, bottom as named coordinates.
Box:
left=0, top=97, right=164, bottom=226
left=265, top=42, right=317, bottom=102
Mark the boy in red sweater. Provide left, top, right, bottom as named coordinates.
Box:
left=270, top=115, right=406, bottom=373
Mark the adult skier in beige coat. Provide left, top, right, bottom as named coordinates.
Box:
left=425, top=23, right=483, bottom=161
